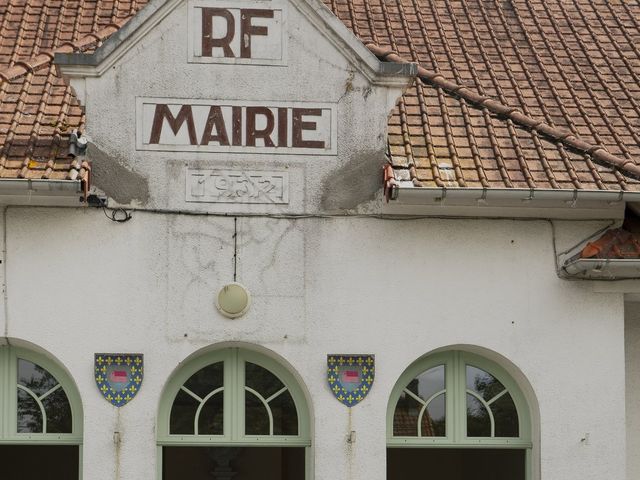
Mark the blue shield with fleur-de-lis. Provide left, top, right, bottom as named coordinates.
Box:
left=327, top=354, right=374, bottom=407
left=95, top=354, right=144, bottom=407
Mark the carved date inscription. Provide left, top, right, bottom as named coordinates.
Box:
left=186, top=169, right=289, bottom=204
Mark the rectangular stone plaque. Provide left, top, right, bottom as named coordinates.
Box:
left=137, top=98, right=336, bottom=155
left=188, top=0, right=287, bottom=65
left=186, top=169, right=289, bottom=204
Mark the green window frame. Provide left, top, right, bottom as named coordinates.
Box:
left=387, top=351, right=533, bottom=478
left=0, top=345, right=83, bottom=445
left=157, top=347, right=311, bottom=478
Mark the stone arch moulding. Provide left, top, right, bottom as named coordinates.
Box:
left=386, top=344, right=540, bottom=480
left=156, top=342, right=314, bottom=480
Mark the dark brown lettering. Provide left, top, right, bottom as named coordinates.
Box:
left=277, top=108, right=288, bottom=147
left=201, top=106, right=229, bottom=145
left=246, top=107, right=275, bottom=147
left=149, top=104, right=197, bottom=145
left=292, top=108, right=324, bottom=149
left=240, top=9, right=274, bottom=59
left=232, top=106, right=242, bottom=146
left=202, top=8, right=235, bottom=58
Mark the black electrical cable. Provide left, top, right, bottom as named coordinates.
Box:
left=102, top=206, right=133, bottom=223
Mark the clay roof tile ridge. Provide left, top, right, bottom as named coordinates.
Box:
left=365, top=43, right=639, bottom=181
left=0, top=15, right=137, bottom=84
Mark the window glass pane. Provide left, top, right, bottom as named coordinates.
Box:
left=42, top=387, right=72, bottom=433
left=245, top=362, right=285, bottom=399
left=467, top=365, right=506, bottom=402
left=0, top=445, right=79, bottom=480
left=163, top=446, right=305, bottom=480
left=467, top=394, right=491, bottom=437
left=170, top=389, right=199, bottom=434
left=17, top=388, right=43, bottom=433
left=18, top=359, right=59, bottom=396
left=387, top=448, right=526, bottom=480
left=270, top=390, right=298, bottom=435
left=422, top=393, right=446, bottom=437
left=245, top=390, right=269, bottom=435
left=406, top=365, right=445, bottom=402
left=492, top=392, right=519, bottom=437
left=184, top=362, right=224, bottom=399
left=393, top=390, right=421, bottom=436
left=197, top=391, right=224, bottom=435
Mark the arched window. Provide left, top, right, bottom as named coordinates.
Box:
left=158, top=347, right=310, bottom=480
left=0, top=345, right=83, bottom=479
left=387, top=351, right=532, bottom=480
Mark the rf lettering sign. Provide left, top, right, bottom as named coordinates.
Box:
left=136, top=98, right=337, bottom=155
left=189, top=1, right=286, bottom=65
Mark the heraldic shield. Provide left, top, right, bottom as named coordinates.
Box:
left=327, top=355, right=374, bottom=407
left=95, top=354, right=143, bottom=407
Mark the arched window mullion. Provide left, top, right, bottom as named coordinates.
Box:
left=402, top=387, right=427, bottom=406
left=245, top=386, right=274, bottom=435
left=466, top=389, right=495, bottom=438
left=193, top=387, right=224, bottom=435
left=487, top=388, right=508, bottom=406
left=17, top=384, right=47, bottom=434
left=387, top=350, right=531, bottom=448
left=180, top=385, right=203, bottom=403
left=160, top=347, right=310, bottom=445
left=417, top=390, right=445, bottom=436
left=265, top=386, right=287, bottom=403
left=38, top=383, right=61, bottom=402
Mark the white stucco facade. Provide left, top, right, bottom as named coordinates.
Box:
left=0, top=207, right=631, bottom=480
left=0, top=0, right=634, bottom=478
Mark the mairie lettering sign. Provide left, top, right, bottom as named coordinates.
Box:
left=189, top=1, right=286, bottom=65
left=136, top=98, right=336, bottom=155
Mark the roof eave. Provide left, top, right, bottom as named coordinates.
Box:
left=561, top=258, right=640, bottom=280
left=0, top=179, right=85, bottom=207
left=382, top=186, right=639, bottom=219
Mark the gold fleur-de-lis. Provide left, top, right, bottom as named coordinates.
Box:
left=125, top=357, right=132, bottom=365
left=101, top=385, right=108, bottom=393
left=96, top=356, right=104, bottom=365
left=357, top=357, right=364, bottom=365
left=106, top=357, right=113, bottom=365
left=332, top=385, right=340, bottom=394
left=134, top=357, right=142, bottom=365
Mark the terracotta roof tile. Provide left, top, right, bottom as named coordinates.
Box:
left=326, top=0, right=640, bottom=191
left=0, top=0, right=147, bottom=185
left=3, top=0, right=640, bottom=196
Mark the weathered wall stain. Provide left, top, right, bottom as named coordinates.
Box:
left=320, top=148, right=386, bottom=211
left=88, top=143, right=150, bottom=204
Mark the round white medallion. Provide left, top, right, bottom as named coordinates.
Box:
left=216, top=283, right=251, bottom=318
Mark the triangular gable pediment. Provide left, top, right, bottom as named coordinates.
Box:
left=55, top=0, right=415, bottom=85
left=52, top=0, right=415, bottom=212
